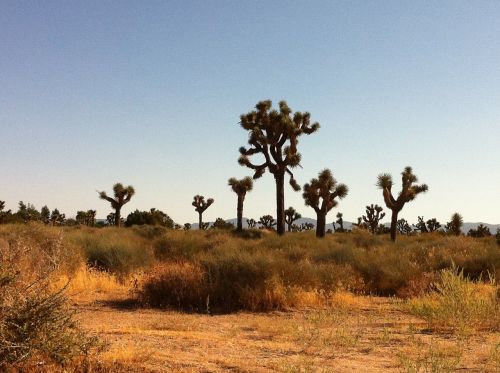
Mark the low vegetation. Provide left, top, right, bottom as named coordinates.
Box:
left=1, top=223, right=499, bottom=371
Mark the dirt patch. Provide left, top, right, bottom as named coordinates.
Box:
left=76, top=295, right=499, bottom=372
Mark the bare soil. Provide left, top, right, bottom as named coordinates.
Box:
left=76, top=292, right=499, bottom=372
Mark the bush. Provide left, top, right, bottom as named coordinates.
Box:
left=68, top=228, right=152, bottom=277
left=407, top=266, right=499, bottom=333
left=0, top=227, right=101, bottom=368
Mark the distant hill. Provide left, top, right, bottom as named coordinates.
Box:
left=192, top=218, right=499, bottom=233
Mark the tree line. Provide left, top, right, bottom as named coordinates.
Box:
left=0, top=100, right=497, bottom=241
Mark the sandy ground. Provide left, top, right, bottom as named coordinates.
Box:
left=75, top=292, right=499, bottom=372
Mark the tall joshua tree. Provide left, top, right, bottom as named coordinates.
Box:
left=303, top=169, right=348, bottom=238
left=192, top=195, right=214, bottom=230
left=284, top=207, right=302, bottom=232
left=98, top=183, right=135, bottom=227
left=377, top=167, right=428, bottom=241
left=228, top=177, right=253, bottom=231
left=238, top=100, right=319, bottom=235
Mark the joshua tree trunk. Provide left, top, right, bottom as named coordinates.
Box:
left=390, top=209, right=399, bottom=242
left=115, top=208, right=121, bottom=227
left=316, top=211, right=326, bottom=238
left=198, top=212, right=203, bottom=230
left=275, top=172, right=286, bottom=236
left=236, top=195, right=244, bottom=231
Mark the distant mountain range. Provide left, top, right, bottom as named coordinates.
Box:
left=192, top=218, right=500, bottom=233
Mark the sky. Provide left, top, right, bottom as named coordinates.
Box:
left=1, top=1, right=499, bottom=225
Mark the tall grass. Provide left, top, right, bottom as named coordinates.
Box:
left=407, top=266, right=499, bottom=333
left=1, top=224, right=498, bottom=313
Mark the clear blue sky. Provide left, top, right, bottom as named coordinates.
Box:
left=1, top=1, right=499, bottom=224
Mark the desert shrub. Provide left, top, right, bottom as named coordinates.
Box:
left=70, top=229, right=152, bottom=277
left=138, top=262, right=207, bottom=310
left=132, top=225, right=168, bottom=240
left=407, top=266, right=499, bottom=333
left=0, top=227, right=101, bottom=368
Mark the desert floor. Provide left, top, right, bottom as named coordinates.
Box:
left=76, top=290, right=499, bottom=372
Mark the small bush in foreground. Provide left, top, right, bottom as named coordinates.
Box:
left=407, top=267, right=499, bottom=333
left=0, top=227, right=102, bottom=369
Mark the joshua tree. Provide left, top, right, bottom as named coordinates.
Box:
left=40, top=205, right=50, bottom=224
left=396, top=218, right=412, bottom=236
left=200, top=222, right=210, bottom=230
left=301, top=222, right=315, bottom=231
left=426, top=218, right=441, bottom=232
left=228, top=177, right=253, bottom=231
left=192, top=195, right=214, bottom=230
left=413, top=216, right=428, bottom=233
left=238, top=100, right=320, bottom=235
left=98, top=183, right=135, bottom=227
left=76, top=210, right=96, bottom=226
left=50, top=209, right=65, bottom=226
left=284, top=207, right=302, bottom=232
left=0, top=201, right=11, bottom=224
left=445, top=212, right=463, bottom=236
left=362, top=204, right=386, bottom=234
left=259, top=215, right=276, bottom=229
left=467, top=224, right=491, bottom=238
left=183, top=223, right=192, bottom=231
left=303, top=169, right=348, bottom=238
left=211, top=218, right=234, bottom=230
left=333, top=212, right=345, bottom=232
left=246, top=218, right=257, bottom=228
left=377, top=167, right=428, bottom=241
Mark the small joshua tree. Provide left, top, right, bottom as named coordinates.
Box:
left=284, top=207, right=302, bottom=232
left=467, top=224, right=491, bottom=238
left=40, top=205, right=50, bottom=224
left=362, top=204, right=385, bottom=234
left=413, top=216, right=428, bottom=233
left=426, top=218, right=441, bottom=232
left=445, top=212, right=463, bottom=236
left=259, top=215, right=276, bottom=229
left=183, top=223, right=192, bottom=231
left=377, top=167, right=428, bottom=241
left=228, top=177, right=253, bottom=231
left=238, top=100, right=320, bottom=235
left=396, top=218, right=412, bottom=236
left=301, top=222, right=315, bottom=231
left=50, top=208, right=65, bottom=226
left=246, top=218, right=257, bottom=228
left=303, top=169, right=348, bottom=238
left=333, top=212, right=345, bottom=232
left=98, top=183, right=135, bottom=227
left=211, top=218, right=234, bottom=230
left=0, top=201, right=12, bottom=224
left=192, top=195, right=214, bottom=230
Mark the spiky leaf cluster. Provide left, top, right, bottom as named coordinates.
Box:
left=192, top=195, right=214, bottom=214
left=228, top=177, right=253, bottom=196
left=303, top=169, right=348, bottom=213
left=238, top=100, right=319, bottom=190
